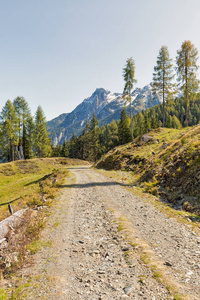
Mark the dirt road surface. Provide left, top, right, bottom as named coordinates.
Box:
left=22, top=166, right=200, bottom=300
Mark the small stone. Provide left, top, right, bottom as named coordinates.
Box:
left=93, top=250, right=100, bottom=254
left=186, top=270, right=193, bottom=276
left=196, top=264, right=200, bottom=269
left=122, top=247, right=129, bottom=252
left=97, top=270, right=105, bottom=274
left=164, top=261, right=172, bottom=267
left=123, top=285, right=134, bottom=295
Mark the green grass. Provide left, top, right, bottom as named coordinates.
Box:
left=174, top=295, right=184, bottom=300
left=0, top=288, right=7, bottom=300
left=0, top=157, right=87, bottom=221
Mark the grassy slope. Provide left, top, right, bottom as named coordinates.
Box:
left=96, top=125, right=200, bottom=214
left=0, top=157, right=89, bottom=222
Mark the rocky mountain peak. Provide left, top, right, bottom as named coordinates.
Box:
left=48, top=83, right=161, bottom=145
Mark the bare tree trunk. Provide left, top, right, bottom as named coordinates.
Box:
left=10, top=140, right=14, bottom=161
left=129, top=96, right=134, bottom=143
left=162, top=75, right=165, bottom=127
left=185, top=56, right=189, bottom=127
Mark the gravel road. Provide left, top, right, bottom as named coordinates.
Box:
left=24, top=166, right=200, bottom=300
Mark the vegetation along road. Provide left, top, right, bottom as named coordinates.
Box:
left=18, top=166, right=200, bottom=300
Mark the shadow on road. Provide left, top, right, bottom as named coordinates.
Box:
left=58, top=181, right=122, bottom=189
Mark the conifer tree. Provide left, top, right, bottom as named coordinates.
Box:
left=153, top=46, right=174, bottom=127
left=118, top=109, right=131, bottom=145
left=0, top=100, right=18, bottom=161
left=23, top=115, right=35, bottom=159
left=135, top=112, right=144, bottom=136
left=89, top=113, right=100, bottom=162
left=172, top=115, right=182, bottom=129
left=69, top=134, right=76, bottom=158
left=34, top=106, right=51, bottom=158
left=81, top=120, right=90, bottom=160
left=13, top=97, right=33, bottom=159
left=61, top=140, right=69, bottom=157
left=176, top=40, right=199, bottom=127
left=52, top=144, right=61, bottom=157
left=107, top=120, right=119, bottom=150
left=123, top=58, right=137, bottom=143
left=13, top=97, right=30, bottom=141
left=144, top=112, right=151, bottom=133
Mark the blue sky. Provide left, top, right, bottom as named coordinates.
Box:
left=1, top=0, right=200, bottom=120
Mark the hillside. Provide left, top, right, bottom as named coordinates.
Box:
left=96, top=125, right=200, bottom=215
left=47, top=84, right=161, bottom=145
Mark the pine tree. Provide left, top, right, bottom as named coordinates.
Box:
left=89, top=113, right=100, bottom=162
left=81, top=120, right=90, bottom=160
left=13, top=97, right=34, bottom=159
left=107, top=120, right=119, bottom=150
left=61, top=140, right=69, bottom=157
left=34, top=106, right=51, bottom=158
left=13, top=97, right=30, bottom=140
left=123, top=58, right=137, bottom=143
left=52, top=144, right=61, bottom=157
left=23, top=115, right=35, bottom=159
left=118, top=109, right=131, bottom=145
left=144, top=112, right=151, bottom=133
left=153, top=46, right=175, bottom=127
left=176, top=40, right=199, bottom=127
left=150, top=114, right=157, bottom=129
left=172, top=115, right=182, bottom=129
left=69, top=134, right=78, bottom=158
left=165, top=115, right=172, bottom=128
left=0, top=100, right=18, bottom=161
left=136, top=112, right=145, bottom=136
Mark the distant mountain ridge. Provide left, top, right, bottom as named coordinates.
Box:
left=47, top=83, right=161, bottom=145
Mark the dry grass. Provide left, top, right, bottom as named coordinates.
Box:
left=96, top=125, right=200, bottom=215
left=0, top=157, right=88, bottom=298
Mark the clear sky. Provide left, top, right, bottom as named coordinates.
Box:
left=0, top=0, right=200, bottom=120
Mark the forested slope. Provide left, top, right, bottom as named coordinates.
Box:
left=96, top=125, right=200, bottom=215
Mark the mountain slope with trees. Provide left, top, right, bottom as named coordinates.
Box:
left=55, top=94, right=200, bottom=163
left=47, top=84, right=161, bottom=145
left=96, top=124, right=200, bottom=215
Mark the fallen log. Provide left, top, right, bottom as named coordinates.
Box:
left=0, top=209, right=27, bottom=239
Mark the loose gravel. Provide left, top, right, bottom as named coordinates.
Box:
left=19, top=166, right=200, bottom=299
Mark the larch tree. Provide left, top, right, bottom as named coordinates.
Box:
left=153, top=46, right=175, bottom=127
left=13, top=96, right=33, bottom=158
left=176, top=40, right=199, bottom=127
left=123, top=57, right=137, bottom=143
left=34, top=106, right=51, bottom=158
